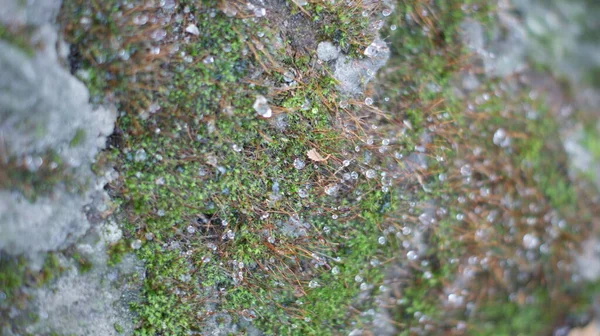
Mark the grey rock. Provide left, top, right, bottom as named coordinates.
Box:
left=0, top=22, right=116, bottom=257
left=0, top=0, right=62, bottom=26
left=316, top=41, right=340, bottom=62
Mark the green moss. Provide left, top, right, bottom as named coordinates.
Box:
left=0, top=255, right=26, bottom=296
left=0, top=150, right=73, bottom=201
left=472, top=290, right=553, bottom=336
left=107, top=240, right=128, bottom=267
left=0, top=253, right=64, bottom=307
left=581, top=124, right=600, bottom=162
left=71, top=252, right=93, bottom=274
left=0, top=24, right=35, bottom=56
left=69, top=128, right=86, bottom=148
left=59, top=0, right=597, bottom=334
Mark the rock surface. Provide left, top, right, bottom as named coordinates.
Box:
left=0, top=18, right=116, bottom=258
left=1, top=0, right=137, bottom=335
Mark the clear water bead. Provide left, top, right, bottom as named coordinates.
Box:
left=254, top=7, right=266, bottom=17
left=131, top=239, right=142, bottom=250
left=522, top=233, right=540, bottom=250
left=253, top=95, right=272, bottom=118
left=324, top=184, right=339, bottom=196
left=460, top=164, right=472, bottom=176
left=185, top=24, right=199, bottom=35
left=203, top=55, right=214, bottom=64
left=293, top=158, right=306, bottom=170
left=297, top=189, right=308, bottom=198
left=150, top=29, right=167, bottom=41
left=407, top=250, right=418, bottom=261
left=493, top=128, right=510, bottom=147
left=134, top=149, right=147, bottom=162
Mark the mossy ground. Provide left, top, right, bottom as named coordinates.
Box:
left=53, top=0, right=600, bottom=335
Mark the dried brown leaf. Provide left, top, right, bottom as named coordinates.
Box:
left=307, top=148, right=328, bottom=162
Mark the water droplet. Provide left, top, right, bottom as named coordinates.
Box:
left=493, top=128, right=510, bottom=147
left=185, top=24, right=199, bottom=35
left=253, top=95, right=272, bottom=118
left=223, top=229, right=235, bottom=240
left=364, top=97, right=374, bottom=106
left=365, top=169, right=376, bottom=179
left=150, top=29, right=167, bottom=41
left=522, top=233, right=540, bottom=250
left=203, top=55, right=214, bottom=64
left=324, top=184, right=339, bottom=196
left=293, top=158, right=306, bottom=170
left=133, top=15, right=148, bottom=25
left=460, top=165, right=472, bottom=176
left=298, top=188, right=308, bottom=198
left=131, top=239, right=142, bottom=250
left=407, top=250, right=418, bottom=261
left=254, top=7, right=267, bottom=17
left=308, top=280, right=319, bottom=288
left=134, top=149, right=147, bottom=162
left=448, top=293, right=464, bottom=307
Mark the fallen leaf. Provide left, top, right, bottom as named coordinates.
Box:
left=307, top=148, right=329, bottom=162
